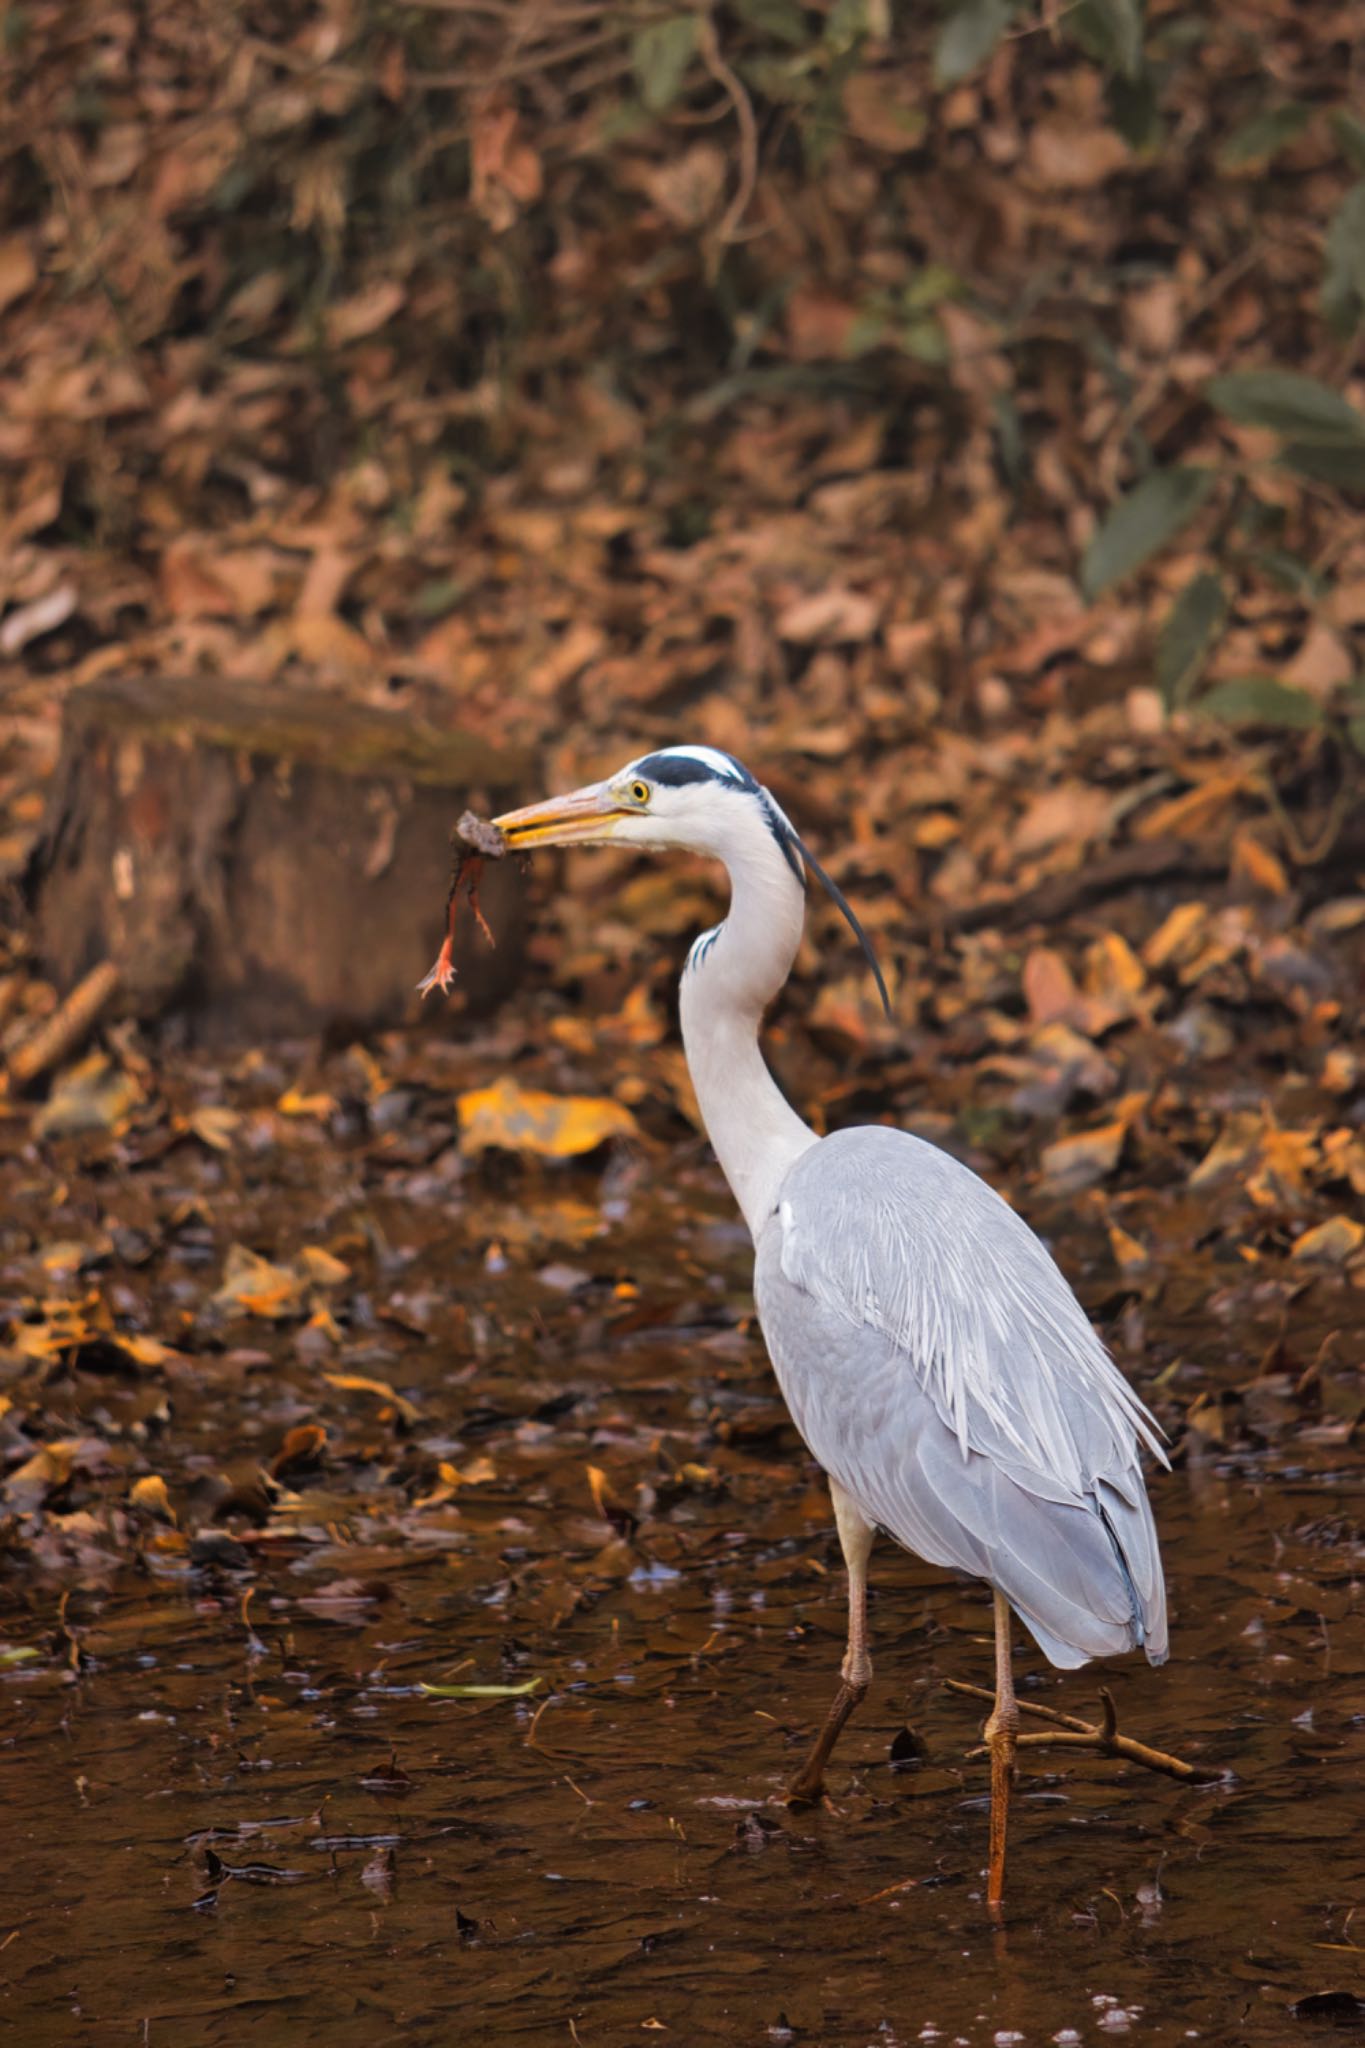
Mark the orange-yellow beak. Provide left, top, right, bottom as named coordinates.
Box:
left=493, top=781, right=626, bottom=850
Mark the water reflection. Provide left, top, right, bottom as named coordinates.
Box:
left=1, top=1103, right=1362, bottom=2045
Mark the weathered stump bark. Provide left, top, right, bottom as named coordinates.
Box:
left=26, top=676, right=530, bottom=1038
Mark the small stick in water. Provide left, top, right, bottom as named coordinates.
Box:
left=417, top=812, right=509, bottom=998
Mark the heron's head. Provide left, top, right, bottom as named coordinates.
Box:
left=494, top=745, right=890, bottom=1012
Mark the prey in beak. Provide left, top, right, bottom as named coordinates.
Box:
left=492, top=782, right=626, bottom=850
left=419, top=785, right=625, bottom=999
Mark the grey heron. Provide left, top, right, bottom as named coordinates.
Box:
left=494, top=744, right=1173, bottom=1909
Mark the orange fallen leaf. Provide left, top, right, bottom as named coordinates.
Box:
left=1134, top=774, right=1245, bottom=842
left=1291, top=1217, right=1365, bottom=1264
left=1039, top=1120, right=1128, bottom=1195
left=1108, top=1223, right=1150, bottom=1273
left=1231, top=828, right=1289, bottom=897
left=1023, top=946, right=1078, bottom=1027
left=1084, top=932, right=1146, bottom=1005
left=1246, top=1126, right=1318, bottom=1208
left=1143, top=902, right=1207, bottom=971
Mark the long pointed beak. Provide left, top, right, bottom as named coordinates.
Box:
left=493, top=781, right=626, bottom=850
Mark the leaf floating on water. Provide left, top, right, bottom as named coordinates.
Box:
left=419, top=1677, right=543, bottom=1698
left=213, top=1245, right=307, bottom=1320
left=276, top=1086, right=338, bottom=1118
left=269, top=1423, right=328, bottom=1479
left=34, top=1055, right=143, bottom=1139
left=323, top=1370, right=421, bottom=1426
left=186, top=1104, right=242, bottom=1151
left=128, top=1473, right=175, bottom=1520
left=456, top=1076, right=640, bottom=1158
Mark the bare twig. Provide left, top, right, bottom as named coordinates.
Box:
left=697, top=17, right=758, bottom=250
left=6, top=962, right=121, bottom=1092
left=946, top=1680, right=1224, bottom=1785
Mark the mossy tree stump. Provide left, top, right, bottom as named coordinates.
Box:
left=27, top=676, right=530, bottom=1038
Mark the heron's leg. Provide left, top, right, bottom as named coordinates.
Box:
left=786, top=1480, right=875, bottom=1804
left=983, top=1588, right=1017, bottom=1913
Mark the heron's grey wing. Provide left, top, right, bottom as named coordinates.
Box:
left=754, top=1125, right=1168, bottom=1667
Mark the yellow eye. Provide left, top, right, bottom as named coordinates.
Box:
left=629, top=780, right=650, bottom=805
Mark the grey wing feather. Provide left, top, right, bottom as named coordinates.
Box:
left=754, top=1125, right=1168, bottom=1668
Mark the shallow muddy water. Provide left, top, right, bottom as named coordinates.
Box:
left=1, top=1037, right=1362, bottom=2047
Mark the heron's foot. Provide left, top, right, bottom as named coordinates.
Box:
left=785, top=1677, right=868, bottom=1806
left=946, top=1680, right=1222, bottom=1785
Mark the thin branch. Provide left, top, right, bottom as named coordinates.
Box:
left=945, top=1680, right=1225, bottom=1785
left=698, top=16, right=758, bottom=249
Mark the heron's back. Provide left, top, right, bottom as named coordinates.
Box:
left=754, top=1124, right=1168, bottom=1668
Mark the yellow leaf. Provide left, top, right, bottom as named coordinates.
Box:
left=1292, top=1217, right=1365, bottom=1265
left=457, top=1077, right=640, bottom=1158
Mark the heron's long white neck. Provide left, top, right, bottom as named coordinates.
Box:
left=679, top=824, right=817, bottom=1239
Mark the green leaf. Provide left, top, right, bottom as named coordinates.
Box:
left=823, top=0, right=869, bottom=52
left=731, top=0, right=808, bottom=44
left=0, top=1646, right=39, bottom=1667
left=419, top=1677, right=544, bottom=1698
left=1195, top=676, right=1324, bottom=730
left=632, top=15, right=700, bottom=114
left=1081, top=467, right=1215, bottom=600
left=1066, top=0, right=1145, bottom=80
left=1279, top=439, right=1365, bottom=492
left=1219, top=101, right=1311, bottom=169
left=1156, top=571, right=1226, bottom=707
left=1106, top=66, right=1161, bottom=150
left=1323, top=183, right=1365, bottom=337
left=1331, top=109, right=1365, bottom=175
left=934, top=0, right=1017, bottom=88
left=1207, top=370, right=1365, bottom=446
left=1246, top=548, right=1325, bottom=599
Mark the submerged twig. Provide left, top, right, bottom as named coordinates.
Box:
left=945, top=1680, right=1224, bottom=1785
left=417, top=811, right=508, bottom=997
